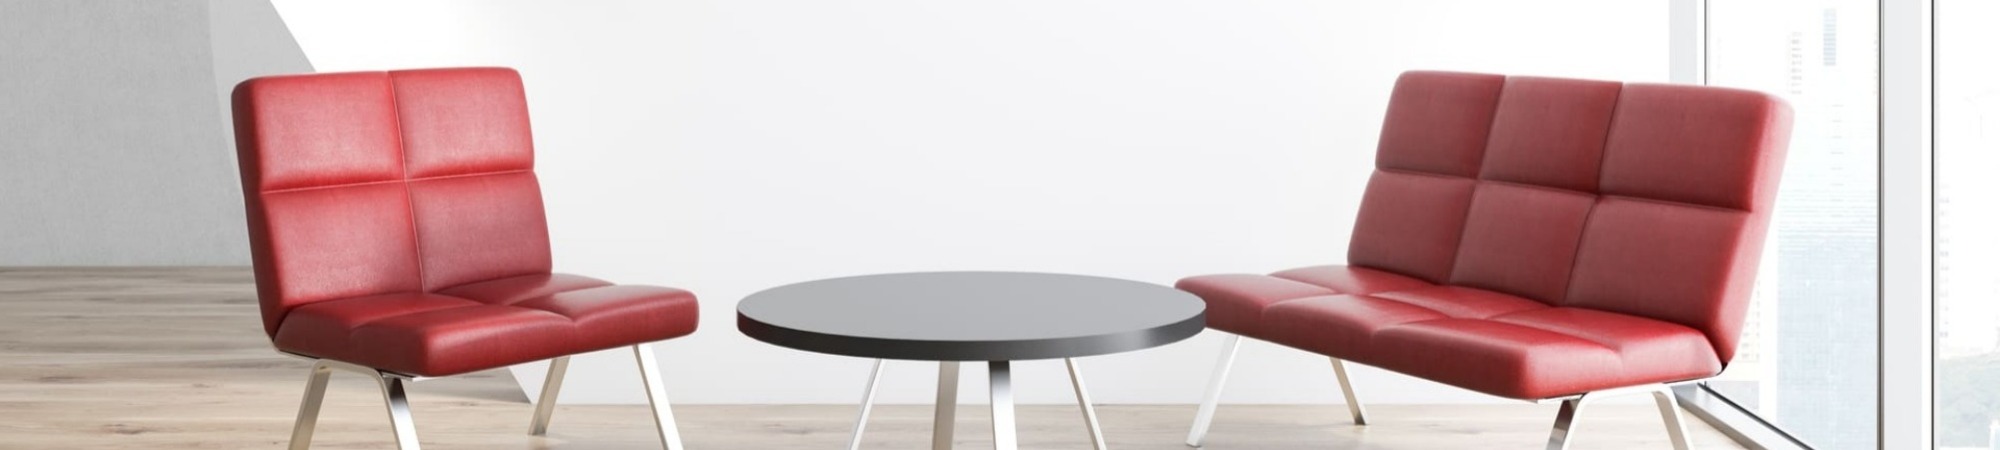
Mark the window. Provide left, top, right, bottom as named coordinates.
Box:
left=1704, top=0, right=1880, bottom=448
left=1935, top=1, right=2000, bottom=447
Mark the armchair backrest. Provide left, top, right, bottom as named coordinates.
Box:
left=1347, top=71, right=1792, bottom=363
left=231, top=67, right=553, bottom=336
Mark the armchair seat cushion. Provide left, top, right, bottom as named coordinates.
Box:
left=273, top=273, right=699, bottom=377
left=1185, top=266, right=1722, bottom=399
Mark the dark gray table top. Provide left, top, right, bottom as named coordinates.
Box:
left=737, top=272, right=1207, bottom=361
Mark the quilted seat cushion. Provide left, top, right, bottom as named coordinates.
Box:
left=274, top=273, right=699, bottom=377
left=1193, top=267, right=1720, bottom=399
left=1175, top=265, right=1429, bottom=337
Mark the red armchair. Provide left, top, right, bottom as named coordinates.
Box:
left=1179, top=71, right=1791, bottom=449
left=232, top=67, right=699, bottom=450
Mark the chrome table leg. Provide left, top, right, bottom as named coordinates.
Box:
left=634, top=344, right=686, bottom=450
left=989, top=361, right=1017, bottom=450
left=528, top=356, right=570, bottom=436
left=1065, top=358, right=1108, bottom=450
left=849, top=359, right=886, bottom=450
left=934, top=361, right=959, bottom=450
left=1186, top=334, right=1241, bottom=447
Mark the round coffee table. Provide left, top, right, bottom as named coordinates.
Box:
left=738, top=272, right=1206, bottom=450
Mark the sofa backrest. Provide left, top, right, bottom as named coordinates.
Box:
left=1348, top=71, right=1792, bottom=363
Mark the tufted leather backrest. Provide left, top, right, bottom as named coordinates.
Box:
left=1348, top=71, right=1792, bottom=363
left=232, top=68, right=552, bottom=337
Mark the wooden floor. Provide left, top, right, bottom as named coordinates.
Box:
left=0, top=267, right=1744, bottom=449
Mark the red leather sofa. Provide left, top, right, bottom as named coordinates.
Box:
left=1179, top=71, right=1792, bottom=449
left=232, top=67, right=697, bottom=450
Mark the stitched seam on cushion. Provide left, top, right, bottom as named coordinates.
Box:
left=434, top=273, right=609, bottom=292
left=1553, top=83, right=1629, bottom=306
left=1483, top=313, right=1651, bottom=352
left=1600, top=194, right=1753, bottom=214
left=352, top=306, right=574, bottom=334
left=1267, top=295, right=1455, bottom=340
left=498, top=284, right=623, bottom=307
left=1367, top=291, right=1539, bottom=320
left=341, top=303, right=483, bottom=331
left=1361, top=294, right=1454, bottom=319
left=1551, top=197, right=1602, bottom=306
left=1222, top=274, right=1341, bottom=299
left=1478, top=179, right=1598, bottom=199
left=1375, top=167, right=1475, bottom=182
left=260, top=169, right=535, bottom=194
left=384, top=74, right=430, bottom=293
left=1415, top=318, right=1621, bottom=353
left=1266, top=272, right=1364, bottom=294
left=1465, top=76, right=1508, bottom=179
left=1441, top=76, right=1512, bottom=278
left=1437, top=78, right=1512, bottom=286
left=1590, top=83, right=1626, bottom=196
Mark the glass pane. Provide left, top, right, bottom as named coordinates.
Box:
left=1936, top=1, right=2000, bottom=448
left=1705, top=0, right=1880, bottom=448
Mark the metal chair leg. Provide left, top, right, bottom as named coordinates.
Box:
left=1545, top=395, right=1588, bottom=450
left=1330, top=358, right=1368, bottom=425
left=934, top=361, right=959, bottom=450
left=376, top=373, right=422, bottom=450
left=1065, top=358, right=1109, bottom=450
left=287, top=361, right=335, bottom=450
left=1651, top=386, right=1693, bottom=450
left=1545, top=384, right=1691, bottom=450
left=849, top=359, right=886, bottom=450
left=634, top=344, right=687, bottom=450
left=1185, top=334, right=1241, bottom=447
left=528, top=356, right=570, bottom=436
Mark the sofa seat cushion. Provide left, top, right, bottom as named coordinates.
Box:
left=1174, top=265, right=1428, bottom=338
left=1182, top=266, right=1722, bottom=399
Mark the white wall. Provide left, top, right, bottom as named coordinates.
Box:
left=273, top=0, right=1668, bottom=405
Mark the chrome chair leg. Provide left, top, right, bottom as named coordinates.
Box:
left=287, top=361, right=335, bottom=450
left=849, top=359, right=886, bottom=450
left=1330, top=358, right=1368, bottom=425
left=1065, top=358, right=1109, bottom=450
left=1544, top=384, right=1691, bottom=450
left=1651, top=386, right=1693, bottom=450
left=1545, top=395, right=1589, bottom=450
left=634, top=344, right=686, bottom=450
left=1185, top=334, right=1241, bottom=447
left=528, top=356, right=570, bottom=436
left=934, top=361, right=959, bottom=450
left=989, top=361, right=1017, bottom=450
left=375, top=373, right=422, bottom=450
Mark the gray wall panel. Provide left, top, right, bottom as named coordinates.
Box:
left=0, top=0, right=310, bottom=265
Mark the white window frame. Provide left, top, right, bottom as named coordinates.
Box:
left=1879, top=0, right=1933, bottom=448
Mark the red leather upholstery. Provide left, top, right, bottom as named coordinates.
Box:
left=233, top=68, right=699, bottom=377
left=1179, top=71, right=1790, bottom=399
